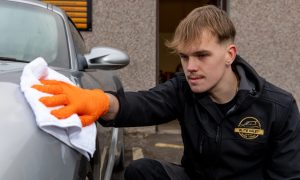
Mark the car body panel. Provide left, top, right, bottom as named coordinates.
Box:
left=0, top=63, right=121, bottom=180
left=0, top=0, right=128, bottom=179
left=0, top=82, right=81, bottom=180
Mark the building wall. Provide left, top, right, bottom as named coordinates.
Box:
left=81, top=0, right=157, bottom=91
left=230, top=0, right=300, bottom=103
left=81, top=0, right=300, bottom=104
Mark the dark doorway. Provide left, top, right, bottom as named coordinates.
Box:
left=156, top=0, right=226, bottom=133
left=158, top=0, right=225, bottom=84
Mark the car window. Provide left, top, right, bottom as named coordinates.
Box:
left=0, top=2, right=69, bottom=68
left=69, top=20, right=87, bottom=55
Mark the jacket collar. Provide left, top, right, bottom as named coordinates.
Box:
left=230, top=55, right=265, bottom=113
left=234, top=55, right=265, bottom=94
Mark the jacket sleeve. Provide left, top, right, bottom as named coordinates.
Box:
left=99, top=74, right=185, bottom=127
left=265, top=98, right=300, bottom=179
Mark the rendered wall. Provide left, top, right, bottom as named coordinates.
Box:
left=81, top=0, right=157, bottom=91
left=81, top=0, right=300, bottom=115
left=230, top=0, right=300, bottom=103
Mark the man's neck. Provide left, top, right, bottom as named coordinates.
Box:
left=209, top=71, right=239, bottom=104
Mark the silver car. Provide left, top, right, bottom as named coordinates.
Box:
left=0, top=0, right=128, bottom=179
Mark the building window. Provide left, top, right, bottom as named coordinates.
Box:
left=42, top=0, right=92, bottom=31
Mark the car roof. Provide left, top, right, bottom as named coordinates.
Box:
left=5, top=0, right=65, bottom=14
left=6, top=0, right=47, bottom=8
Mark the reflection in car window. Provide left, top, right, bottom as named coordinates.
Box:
left=0, top=2, right=69, bottom=68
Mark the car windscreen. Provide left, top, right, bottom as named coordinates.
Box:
left=0, top=2, right=69, bottom=68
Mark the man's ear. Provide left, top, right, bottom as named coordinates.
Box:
left=225, top=44, right=237, bottom=65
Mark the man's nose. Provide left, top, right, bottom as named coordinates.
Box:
left=186, top=57, right=198, bottom=72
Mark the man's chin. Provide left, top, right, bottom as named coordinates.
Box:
left=189, top=86, right=208, bottom=94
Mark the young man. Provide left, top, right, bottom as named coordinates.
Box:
left=33, top=5, right=300, bottom=180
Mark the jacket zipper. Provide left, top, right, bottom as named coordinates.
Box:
left=215, top=124, right=222, bottom=180
left=216, top=126, right=221, bottom=143
left=200, top=135, right=204, bottom=154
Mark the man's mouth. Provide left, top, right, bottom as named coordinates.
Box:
left=187, top=75, right=204, bottom=83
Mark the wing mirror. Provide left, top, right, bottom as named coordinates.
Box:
left=84, top=47, right=130, bottom=70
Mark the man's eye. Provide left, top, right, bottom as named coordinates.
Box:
left=179, top=55, right=188, bottom=61
left=196, top=54, right=208, bottom=58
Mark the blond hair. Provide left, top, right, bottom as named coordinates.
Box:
left=166, top=5, right=236, bottom=51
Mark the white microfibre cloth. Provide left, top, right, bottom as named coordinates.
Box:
left=20, top=57, right=96, bottom=160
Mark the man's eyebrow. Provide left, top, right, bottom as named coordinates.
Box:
left=191, top=50, right=211, bottom=56
left=178, top=50, right=211, bottom=56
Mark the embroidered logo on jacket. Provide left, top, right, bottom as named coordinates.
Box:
left=234, top=117, right=264, bottom=139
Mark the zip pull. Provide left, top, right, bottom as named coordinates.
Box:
left=250, top=88, right=257, bottom=96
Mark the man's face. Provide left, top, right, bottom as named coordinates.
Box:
left=178, top=31, right=233, bottom=93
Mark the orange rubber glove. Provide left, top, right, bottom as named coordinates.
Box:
left=32, top=80, right=110, bottom=127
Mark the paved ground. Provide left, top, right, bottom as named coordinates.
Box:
left=111, top=121, right=183, bottom=180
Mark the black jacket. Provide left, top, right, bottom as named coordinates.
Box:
left=102, top=55, right=300, bottom=180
